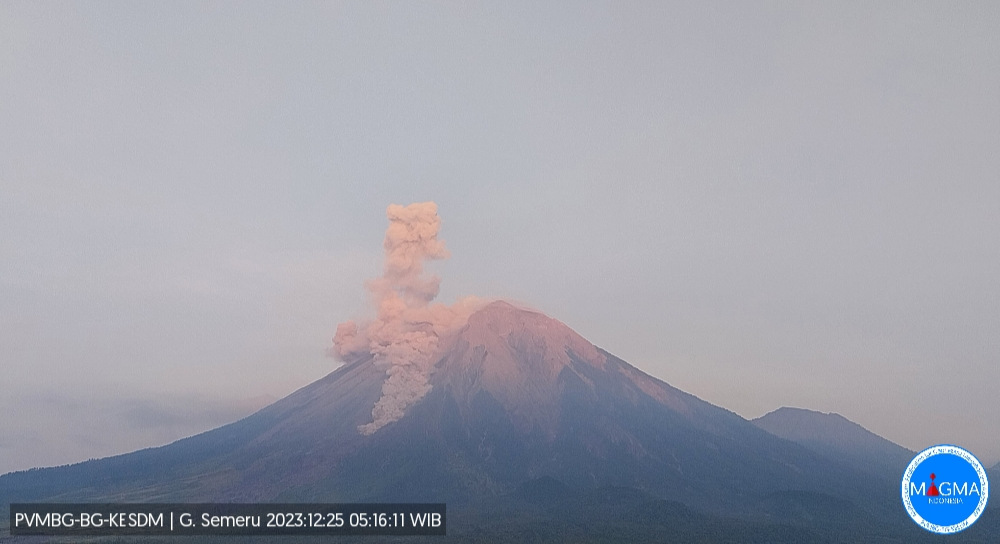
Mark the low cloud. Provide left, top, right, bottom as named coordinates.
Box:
left=0, top=391, right=275, bottom=475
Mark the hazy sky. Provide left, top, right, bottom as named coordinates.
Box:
left=2, top=1, right=998, bottom=474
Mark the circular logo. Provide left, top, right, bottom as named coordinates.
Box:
left=901, top=445, right=989, bottom=534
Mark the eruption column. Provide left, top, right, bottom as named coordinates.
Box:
left=332, top=202, right=480, bottom=435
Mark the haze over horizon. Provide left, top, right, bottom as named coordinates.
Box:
left=2, top=1, right=998, bottom=474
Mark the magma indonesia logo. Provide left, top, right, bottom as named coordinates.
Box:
left=902, top=445, right=989, bottom=534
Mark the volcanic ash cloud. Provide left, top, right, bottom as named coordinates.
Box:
left=331, top=202, right=481, bottom=435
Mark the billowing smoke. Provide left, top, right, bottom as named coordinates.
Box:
left=332, top=202, right=481, bottom=435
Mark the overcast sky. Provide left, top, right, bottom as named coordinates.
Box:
left=2, top=1, right=998, bottom=474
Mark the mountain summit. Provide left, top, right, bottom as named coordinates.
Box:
left=434, top=301, right=677, bottom=433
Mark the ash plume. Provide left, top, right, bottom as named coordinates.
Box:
left=332, top=202, right=481, bottom=435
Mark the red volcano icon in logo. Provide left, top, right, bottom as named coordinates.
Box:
left=928, top=473, right=940, bottom=497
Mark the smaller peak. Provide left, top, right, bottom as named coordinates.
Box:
left=763, top=406, right=822, bottom=416
left=756, top=407, right=844, bottom=421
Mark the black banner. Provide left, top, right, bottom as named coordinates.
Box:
left=10, top=503, right=446, bottom=536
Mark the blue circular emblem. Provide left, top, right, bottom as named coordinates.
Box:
left=901, top=445, right=989, bottom=534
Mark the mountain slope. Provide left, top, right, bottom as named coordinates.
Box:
left=0, top=353, right=385, bottom=502
left=264, top=302, right=897, bottom=513
left=2, top=302, right=900, bottom=523
left=752, top=407, right=914, bottom=480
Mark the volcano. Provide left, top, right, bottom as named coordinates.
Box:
left=6, top=301, right=990, bottom=542
left=3, top=303, right=883, bottom=506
